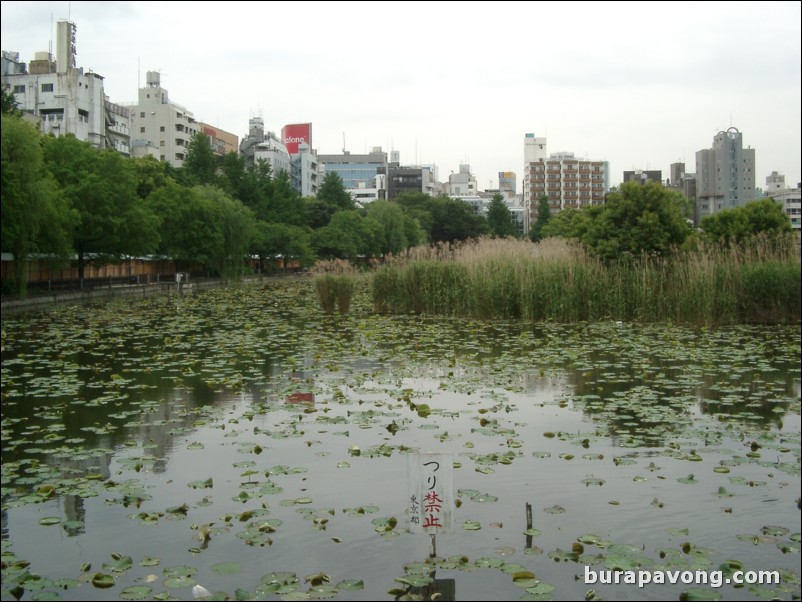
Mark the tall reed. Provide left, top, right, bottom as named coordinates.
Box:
left=372, top=235, right=800, bottom=325
left=312, top=259, right=358, bottom=314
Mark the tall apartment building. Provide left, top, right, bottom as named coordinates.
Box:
left=695, top=127, right=757, bottom=219
left=131, top=71, right=199, bottom=167
left=2, top=20, right=131, bottom=155
left=524, top=146, right=609, bottom=228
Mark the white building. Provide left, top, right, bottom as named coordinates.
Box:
left=253, top=133, right=291, bottom=176
left=131, top=71, right=199, bottom=167
left=291, top=143, right=322, bottom=198
left=3, top=21, right=129, bottom=154
left=448, top=164, right=477, bottom=196
left=764, top=172, right=801, bottom=231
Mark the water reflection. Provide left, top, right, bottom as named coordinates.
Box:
left=1, top=289, right=799, bottom=601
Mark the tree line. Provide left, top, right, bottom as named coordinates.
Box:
left=1, top=100, right=494, bottom=297
left=2, top=90, right=792, bottom=298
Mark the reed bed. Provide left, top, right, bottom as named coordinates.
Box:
left=312, top=259, right=358, bottom=314
left=372, top=236, right=800, bottom=325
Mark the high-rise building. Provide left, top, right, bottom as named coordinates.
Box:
left=524, top=133, right=547, bottom=164
left=131, top=71, right=199, bottom=167
left=695, top=127, right=757, bottom=219
left=523, top=140, right=609, bottom=230
left=2, top=20, right=130, bottom=154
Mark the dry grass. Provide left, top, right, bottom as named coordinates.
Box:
left=372, top=235, right=800, bottom=324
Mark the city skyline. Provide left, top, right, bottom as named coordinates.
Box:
left=1, top=0, right=800, bottom=191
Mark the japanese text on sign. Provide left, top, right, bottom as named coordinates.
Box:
left=407, top=453, right=454, bottom=533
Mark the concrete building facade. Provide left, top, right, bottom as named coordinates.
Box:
left=524, top=150, right=609, bottom=226
left=764, top=172, right=801, bottom=231
left=131, top=71, right=199, bottom=167
left=623, top=170, right=663, bottom=185
left=3, top=21, right=129, bottom=154
left=448, top=164, right=477, bottom=196
left=695, top=127, right=757, bottom=220
left=291, top=143, right=322, bottom=198
left=199, top=122, right=238, bottom=157
left=319, top=148, right=389, bottom=191
left=253, top=133, right=291, bottom=176
left=498, top=171, right=516, bottom=197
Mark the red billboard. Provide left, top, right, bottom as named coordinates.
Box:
left=281, top=123, right=312, bottom=155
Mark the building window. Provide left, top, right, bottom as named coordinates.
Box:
left=160, top=126, right=165, bottom=132
left=13, top=85, right=25, bottom=94
left=140, top=127, right=145, bottom=133
left=41, top=83, right=54, bottom=92
left=159, top=141, right=165, bottom=147
left=140, top=112, right=145, bottom=118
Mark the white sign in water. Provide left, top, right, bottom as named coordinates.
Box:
left=407, top=452, right=454, bottom=534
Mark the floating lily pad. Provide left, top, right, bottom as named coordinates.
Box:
left=38, top=517, right=61, bottom=526
left=91, top=573, right=115, bottom=589
left=119, top=585, right=153, bottom=600
left=211, top=562, right=242, bottom=575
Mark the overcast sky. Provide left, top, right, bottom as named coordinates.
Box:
left=2, top=1, right=800, bottom=191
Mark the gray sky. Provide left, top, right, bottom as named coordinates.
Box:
left=2, top=1, right=800, bottom=191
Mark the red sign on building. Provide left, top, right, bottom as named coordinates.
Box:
left=281, top=123, right=312, bottom=155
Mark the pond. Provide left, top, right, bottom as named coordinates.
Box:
left=1, top=280, right=800, bottom=601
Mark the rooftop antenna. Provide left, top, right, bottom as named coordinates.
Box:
left=49, top=12, right=53, bottom=56
left=342, top=132, right=346, bottom=153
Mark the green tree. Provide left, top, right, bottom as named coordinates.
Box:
left=146, top=182, right=222, bottom=271
left=529, top=195, right=551, bottom=242
left=43, top=135, right=160, bottom=288
left=131, top=155, right=174, bottom=199
left=394, top=191, right=436, bottom=237
left=581, top=181, right=691, bottom=261
left=1, top=89, right=23, bottom=117
left=264, top=170, right=306, bottom=226
left=1, top=115, right=74, bottom=296
left=487, top=193, right=517, bottom=238
left=183, top=132, right=218, bottom=186
left=701, top=198, right=792, bottom=244
left=430, top=196, right=489, bottom=243
left=366, top=200, right=408, bottom=256
left=305, top=196, right=337, bottom=229
left=253, top=222, right=314, bottom=273
left=540, top=206, right=593, bottom=240
left=312, top=210, right=375, bottom=259
left=195, top=186, right=257, bottom=279
left=317, top=171, right=355, bottom=212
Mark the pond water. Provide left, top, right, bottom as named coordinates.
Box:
left=1, top=281, right=800, bottom=601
